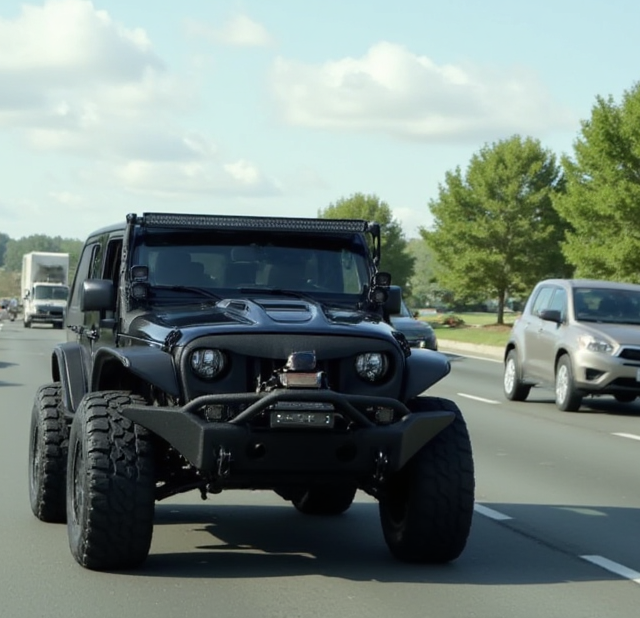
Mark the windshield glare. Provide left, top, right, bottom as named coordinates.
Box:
left=574, top=287, right=640, bottom=324
left=133, top=232, right=371, bottom=299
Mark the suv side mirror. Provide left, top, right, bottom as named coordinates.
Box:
left=81, top=279, right=115, bottom=312
left=385, top=285, right=402, bottom=315
left=539, top=308, right=562, bottom=324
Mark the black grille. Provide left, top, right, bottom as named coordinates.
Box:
left=618, top=347, right=640, bottom=362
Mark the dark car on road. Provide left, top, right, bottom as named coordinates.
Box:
left=28, top=212, right=474, bottom=570
left=390, top=299, right=438, bottom=351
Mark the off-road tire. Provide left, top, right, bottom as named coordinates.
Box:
left=292, top=484, right=357, bottom=515
left=29, top=383, right=69, bottom=523
left=503, top=349, right=531, bottom=401
left=555, top=355, right=582, bottom=412
left=66, top=391, right=155, bottom=571
left=379, top=396, right=475, bottom=563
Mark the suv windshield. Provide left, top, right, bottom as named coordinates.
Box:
left=574, top=287, right=640, bottom=324
left=131, top=230, right=371, bottom=301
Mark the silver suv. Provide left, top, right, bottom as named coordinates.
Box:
left=503, top=278, right=640, bottom=411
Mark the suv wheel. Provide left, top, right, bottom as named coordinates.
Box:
left=555, top=355, right=582, bottom=412
left=67, top=391, right=155, bottom=571
left=292, top=484, right=357, bottom=515
left=503, top=350, right=531, bottom=401
left=29, top=383, right=69, bottom=523
left=379, top=397, right=474, bottom=563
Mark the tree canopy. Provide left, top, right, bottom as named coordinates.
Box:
left=319, top=192, right=415, bottom=290
left=3, top=235, right=83, bottom=273
left=422, top=135, right=570, bottom=323
left=554, top=82, right=640, bottom=282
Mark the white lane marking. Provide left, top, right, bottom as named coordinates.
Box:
left=581, top=555, right=640, bottom=584
left=474, top=503, right=512, bottom=521
left=457, top=393, right=500, bottom=405
left=612, top=432, right=640, bottom=442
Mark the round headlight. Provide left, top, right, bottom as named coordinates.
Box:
left=355, top=352, right=389, bottom=382
left=190, top=348, right=226, bottom=380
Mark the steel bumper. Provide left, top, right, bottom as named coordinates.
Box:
left=121, top=389, right=455, bottom=475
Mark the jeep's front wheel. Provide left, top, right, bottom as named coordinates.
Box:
left=379, top=397, right=474, bottom=563
left=292, top=484, right=357, bottom=515
left=29, top=383, right=68, bottom=523
left=66, top=391, right=155, bottom=571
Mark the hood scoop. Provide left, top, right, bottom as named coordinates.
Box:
left=258, top=299, right=314, bottom=323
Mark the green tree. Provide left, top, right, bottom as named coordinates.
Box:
left=0, top=232, right=9, bottom=267
left=423, top=135, right=570, bottom=324
left=555, top=82, right=640, bottom=281
left=405, top=238, right=438, bottom=307
left=319, top=193, right=415, bottom=290
left=4, top=235, right=83, bottom=274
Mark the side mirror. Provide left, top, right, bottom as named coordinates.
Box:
left=539, top=308, right=562, bottom=324
left=385, top=285, right=402, bottom=315
left=81, top=279, right=115, bottom=312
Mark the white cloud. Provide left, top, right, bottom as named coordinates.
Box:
left=184, top=14, right=274, bottom=47
left=0, top=0, right=185, bottom=142
left=0, top=0, right=279, bottom=203
left=0, top=0, right=161, bottom=83
left=105, top=159, right=281, bottom=198
left=271, top=41, right=576, bottom=143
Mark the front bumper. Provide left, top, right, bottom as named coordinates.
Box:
left=30, top=310, right=64, bottom=323
left=122, top=389, right=454, bottom=479
left=573, top=349, right=640, bottom=395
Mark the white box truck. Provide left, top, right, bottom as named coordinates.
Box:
left=21, top=252, right=70, bottom=328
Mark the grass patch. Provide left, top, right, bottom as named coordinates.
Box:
left=421, top=312, right=518, bottom=347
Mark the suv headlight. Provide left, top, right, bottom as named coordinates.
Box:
left=355, top=352, right=389, bottom=382
left=577, top=334, right=614, bottom=354
left=190, top=348, right=227, bottom=379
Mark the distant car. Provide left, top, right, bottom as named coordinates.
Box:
left=503, top=278, right=640, bottom=411
left=390, top=299, right=438, bottom=351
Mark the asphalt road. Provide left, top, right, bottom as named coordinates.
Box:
left=2, top=321, right=640, bottom=618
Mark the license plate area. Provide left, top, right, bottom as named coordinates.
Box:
left=270, top=402, right=335, bottom=428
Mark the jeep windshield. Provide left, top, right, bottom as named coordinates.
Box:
left=131, top=229, right=372, bottom=305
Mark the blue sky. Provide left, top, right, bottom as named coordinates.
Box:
left=0, top=0, right=637, bottom=241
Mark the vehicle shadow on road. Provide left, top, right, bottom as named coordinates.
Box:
left=131, top=500, right=625, bottom=585
left=525, top=391, right=640, bottom=417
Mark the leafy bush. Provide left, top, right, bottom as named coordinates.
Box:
left=440, top=313, right=465, bottom=328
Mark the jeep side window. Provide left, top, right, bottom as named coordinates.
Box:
left=68, top=242, right=100, bottom=313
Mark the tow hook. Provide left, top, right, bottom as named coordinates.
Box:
left=373, top=450, right=390, bottom=484
left=217, top=447, right=232, bottom=478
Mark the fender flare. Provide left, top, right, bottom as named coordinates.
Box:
left=403, top=349, right=451, bottom=400
left=52, top=343, right=90, bottom=414
left=91, top=346, right=180, bottom=397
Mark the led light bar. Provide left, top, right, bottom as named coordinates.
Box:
left=142, top=212, right=369, bottom=233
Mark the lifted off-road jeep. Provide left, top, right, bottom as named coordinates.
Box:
left=28, top=212, right=474, bottom=570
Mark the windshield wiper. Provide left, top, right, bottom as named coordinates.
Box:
left=150, top=285, right=221, bottom=300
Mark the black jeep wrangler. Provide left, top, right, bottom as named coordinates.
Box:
left=28, top=212, right=474, bottom=571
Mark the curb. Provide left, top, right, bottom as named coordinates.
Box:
left=437, top=339, right=504, bottom=360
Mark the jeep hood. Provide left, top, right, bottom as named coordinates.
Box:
left=128, top=297, right=392, bottom=344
